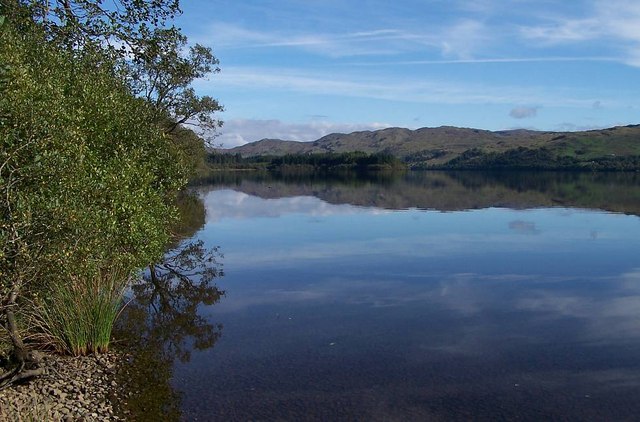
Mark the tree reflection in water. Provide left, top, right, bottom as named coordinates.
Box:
left=113, top=193, right=224, bottom=421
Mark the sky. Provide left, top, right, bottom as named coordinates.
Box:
left=176, top=0, right=640, bottom=148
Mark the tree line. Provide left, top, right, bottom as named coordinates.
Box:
left=208, top=147, right=640, bottom=173
left=436, top=147, right=640, bottom=171
left=206, top=151, right=405, bottom=171
left=0, top=0, right=221, bottom=388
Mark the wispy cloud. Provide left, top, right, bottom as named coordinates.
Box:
left=439, top=19, right=491, bottom=59
left=201, top=1, right=640, bottom=65
left=519, top=0, right=640, bottom=66
left=200, top=23, right=431, bottom=57
left=200, top=66, right=604, bottom=108
left=347, top=56, right=619, bottom=65
left=520, top=18, right=600, bottom=44
left=199, top=20, right=492, bottom=59
left=199, top=7, right=637, bottom=65
left=180, top=0, right=640, bottom=133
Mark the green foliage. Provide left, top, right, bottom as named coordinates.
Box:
left=3, top=0, right=181, bottom=50
left=169, top=124, right=211, bottom=179
left=207, top=152, right=248, bottom=167
left=441, top=147, right=571, bottom=169
left=0, top=9, right=188, bottom=356
left=3, top=0, right=220, bottom=171
left=268, top=151, right=402, bottom=169
left=1, top=20, right=183, bottom=271
left=129, top=27, right=224, bottom=134
left=172, top=192, right=206, bottom=240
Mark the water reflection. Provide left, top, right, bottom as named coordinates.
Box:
left=114, top=194, right=224, bottom=420
left=200, top=170, right=640, bottom=215
left=124, top=172, right=640, bottom=420
left=136, top=241, right=224, bottom=362
left=177, top=172, right=640, bottom=420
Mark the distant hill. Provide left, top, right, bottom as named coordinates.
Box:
left=220, top=124, right=640, bottom=169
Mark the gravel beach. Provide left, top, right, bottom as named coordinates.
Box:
left=0, top=352, right=128, bottom=421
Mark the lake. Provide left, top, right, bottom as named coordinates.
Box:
left=118, top=171, right=640, bottom=421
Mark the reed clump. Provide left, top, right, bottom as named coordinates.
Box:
left=34, top=267, right=130, bottom=356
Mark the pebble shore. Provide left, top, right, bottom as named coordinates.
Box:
left=0, top=353, right=128, bottom=421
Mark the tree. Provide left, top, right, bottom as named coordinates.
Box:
left=115, top=245, right=224, bottom=419
left=5, top=0, right=181, bottom=48
left=4, top=0, right=223, bottom=139
left=129, top=27, right=224, bottom=136
left=0, top=7, right=187, bottom=386
left=1, top=0, right=223, bottom=388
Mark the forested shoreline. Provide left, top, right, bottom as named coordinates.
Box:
left=206, top=148, right=640, bottom=173
left=428, top=146, right=640, bottom=171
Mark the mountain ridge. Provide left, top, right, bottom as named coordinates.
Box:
left=219, top=124, right=640, bottom=168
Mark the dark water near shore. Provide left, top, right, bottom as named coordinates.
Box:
left=121, top=171, right=640, bottom=421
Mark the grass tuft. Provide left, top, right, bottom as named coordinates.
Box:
left=33, top=267, right=129, bottom=356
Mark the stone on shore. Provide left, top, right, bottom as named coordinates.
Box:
left=0, top=352, right=125, bottom=421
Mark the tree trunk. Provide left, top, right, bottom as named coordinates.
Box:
left=0, top=291, right=44, bottom=390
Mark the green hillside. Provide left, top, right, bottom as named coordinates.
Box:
left=221, top=124, right=640, bottom=170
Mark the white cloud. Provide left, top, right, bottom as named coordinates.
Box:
left=516, top=268, right=640, bottom=341
left=439, top=19, right=491, bottom=59
left=214, top=118, right=390, bottom=148
left=200, top=189, right=379, bottom=222
left=596, top=0, right=640, bottom=41
left=510, top=106, right=538, bottom=119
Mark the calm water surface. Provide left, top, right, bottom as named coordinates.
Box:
left=126, top=172, right=640, bottom=421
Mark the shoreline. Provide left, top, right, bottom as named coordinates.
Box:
left=0, top=352, right=128, bottom=421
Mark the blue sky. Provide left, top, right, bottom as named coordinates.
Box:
left=177, top=0, right=640, bottom=147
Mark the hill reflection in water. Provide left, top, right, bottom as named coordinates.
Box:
left=199, top=170, right=640, bottom=215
